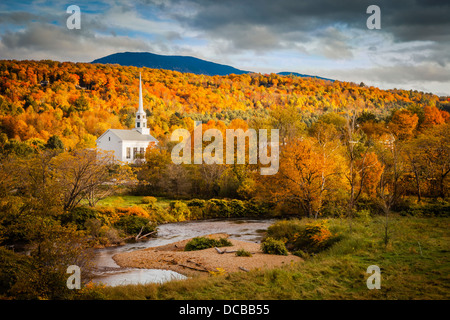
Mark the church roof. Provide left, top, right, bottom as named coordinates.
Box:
left=107, top=129, right=158, bottom=142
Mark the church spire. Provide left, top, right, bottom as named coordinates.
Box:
left=135, top=72, right=150, bottom=135
left=138, top=72, right=144, bottom=114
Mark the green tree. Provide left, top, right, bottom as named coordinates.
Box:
left=45, top=135, right=65, bottom=151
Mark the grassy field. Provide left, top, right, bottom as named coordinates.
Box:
left=96, top=215, right=449, bottom=300
left=94, top=195, right=174, bottom=209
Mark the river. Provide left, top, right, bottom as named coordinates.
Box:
left=91, top=218, right=275, bottom=287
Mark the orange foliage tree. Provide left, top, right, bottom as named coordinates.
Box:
left=389, top=109, right=419, bottom=140
left=262, top=137, right=341, bottom=218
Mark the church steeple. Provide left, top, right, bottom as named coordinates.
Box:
left=135, top=72, right=150, bottom=135
left=138, top=73, right=144, bottom=114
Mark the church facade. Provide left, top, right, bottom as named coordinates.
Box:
left=96, top=74, right=158, bottom=163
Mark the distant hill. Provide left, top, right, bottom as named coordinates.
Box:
left=91, top=52, right=249, bottom=76
left=277, top=72, right=334, bottom=82
left=92, top=52, right=332, bottom=80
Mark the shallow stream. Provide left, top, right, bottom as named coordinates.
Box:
left=91, top=218, right=275, bottom=286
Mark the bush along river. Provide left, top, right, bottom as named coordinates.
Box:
left=91, top=218, right=274, bottom=286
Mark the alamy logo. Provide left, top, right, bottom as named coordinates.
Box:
left=366, top=5, right=381, bottom=29
left=66, top=265, right=81, bottom=289
left=66, top=5, right=81, bottom=30
left=171, top=121, right=279, bottom=175
left=366, top=265, right=381, bottom=289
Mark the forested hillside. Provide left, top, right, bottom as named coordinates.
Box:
left=1, top=59, right=447, bottom=151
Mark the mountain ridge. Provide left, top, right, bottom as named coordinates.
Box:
left=92, top=52, right=249, bottom=76
left=92, top=51, right=333, bottom=81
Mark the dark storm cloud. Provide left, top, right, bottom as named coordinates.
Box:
left=163, top=0, right=450, bottom=44
left=169, top=0, right=361, bottom=28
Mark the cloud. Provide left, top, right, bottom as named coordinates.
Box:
left=305, top=62, right=450, bottom=95
left=0, top=22, right=154, bottom=62
left=161, top=0, right=450, bottom=63
left=167, top=0, right=450, bottom=41
left=0, top=11, right=42, bottom=24
left=0, top=2, right=187, bottom=62
left=334, top=64, right=450, bottom=84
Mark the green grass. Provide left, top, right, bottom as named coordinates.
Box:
left=96, top=215, right=450, bottom=300
left=95, top=196, right=174, bottom=209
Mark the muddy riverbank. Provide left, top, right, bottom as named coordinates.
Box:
left=92, top=218, right=279, bottom=286
left=112, top=233, right=301, bottom=276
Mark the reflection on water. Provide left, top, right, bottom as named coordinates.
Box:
left=93, top=269, right=187, bottom=286
left=92, top=218, right=274, bottom=287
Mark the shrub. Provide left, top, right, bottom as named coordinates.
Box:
left=204, top=199, right=253, bottom=218
left=96, top=207, right=119, bottom=225
left=0, top=247, right=32, bottom=296
left=266, top=219, right=304, bottom=242
left=184, top=236, right=232, bottom=251
left=206, top=199, right=231, bottom=218
left=321, top=201, right=347, bottom=218
left=246, top=199, right=274, bottom=216
left=260, top=237, right=288, bottom=255
left=185, top=199, right=206, bottom=219
left=354, top=209, right=372, bottom=222
left=116, top=206, right=149, bottom=218
left=169, top=201, right=191, bottom=221
left=103, top=227, right=121, bottom=244
left=84, top=218, right=102, bottom=238
left=292, top=250, right=310, bottom=259
left=77, top=281, right=107, bottom=300
left=400, top=200, right=450, bottom=217
left=185, top=198, right=275, bottom=219
left=217, top=237, right=233, bottom=247
left=291, top=220, right=337, bottom=253
left=60, top=206, right=100, bottom=230
left=266, top=219, right=338, bottom=254
left=228, top=199, right=246, bottom=217
left=235, top=249, right=252, bottom=257
left=141, top=196, right=157, bottom=204
left=145, top=204, right=176, bottom=223
left=187, top=199, right=207, bottom=207
left=113, top=215, right=155, bottom=236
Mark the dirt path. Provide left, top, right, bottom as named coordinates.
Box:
left=113, top=233, right=302, bottom=276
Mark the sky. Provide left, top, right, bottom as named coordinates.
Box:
left=0, top=0, right=449, bottom=96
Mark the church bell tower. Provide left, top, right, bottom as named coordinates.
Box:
left=135, top=73, right=150, bottom=135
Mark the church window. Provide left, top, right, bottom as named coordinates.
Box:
left=140, top=147, right=145, bottom=156
left=126, top=147, right=131, bottom=159
left=137, top=122, right=140, bottom=127
left=137, top=115, right=140, bottom=119
left=133, top=147, right=138, bottom=159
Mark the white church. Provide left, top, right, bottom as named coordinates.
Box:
left=96, top=74, right=158, bottom=163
